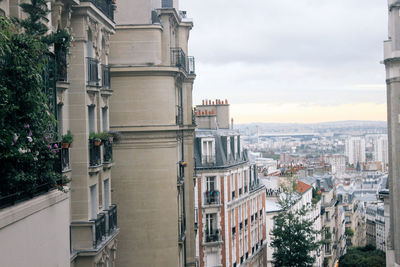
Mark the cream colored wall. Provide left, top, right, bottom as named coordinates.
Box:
left=109, top=26, right=163, bottom=65
left=115, top=0, right=161, bottom=25
left=110, top=75, right=177, bottom=126
left=0, top=0, right=9, bottom=16
left=111, top=134, right=180, bottom=267
left=0, top=190, right=70, bottom=267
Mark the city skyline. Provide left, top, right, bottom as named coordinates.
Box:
left=180, top=0, right=388, bottom=123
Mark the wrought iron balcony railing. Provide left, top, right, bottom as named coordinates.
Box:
left=103, top=140, right=113, bottom=163
left=171, top=48, right=196, bottom=75
left=176, top=105, right=183, bottom=125
left=188, top=56, right=195, bottom=74
left=205, top=229, right=221, bottom=243
left=204, top=191, right=220, bottom=205
left=87, top=57, right=99, bottom=86
left=201, top=155, right=216, bottom=166
left=89, top=139, right=101, bottom=167
left=55, top=44, right=67, bottom=81
left=102, top=65, right=111, bottom=89
left=81, top=0, right=114, bottom=21
left=92, top=213, right=106, bottom=247
left=107, top=204, right=117, bottom=234
left=54, top=145, right=70, bottom=173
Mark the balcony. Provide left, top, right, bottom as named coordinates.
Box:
left=205, top=229, right=222, bottom=244
left=179, top=216, right=186, bottom=243
left=188, top=56, right=195, bottom=74
left=107, top=204, right=117, bottom=234
left=89, top=139, right=101, bottom=167
left=176, top=105, right=183, bottom=125
left=204, top=191, right=220, bottom=206
left=202, top=155, right=216, bottom=166
left=71, top=205, right=119, bottom=252
left=102, top=65, right=111, bottom=89
left=103, top=140, right=113, bottom=163
left=92, top=213, right=106, bottom=247
left=171, top=47, right=196, bottom=75
left=54, top=145, right=71, bottom=173
left=55, top=44, right=67, bottom=82
left=86, top=57, right=99, bottom=86
left=81, top=0, right=114, bottom=21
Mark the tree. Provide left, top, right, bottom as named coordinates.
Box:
left=270, top=191, right=322, bottom=267
left=339, top=245, right=385, bottom=267
left=0, top=0, right=70, bottom=199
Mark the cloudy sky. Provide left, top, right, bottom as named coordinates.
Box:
left=179, top=0, right=388, bottom=124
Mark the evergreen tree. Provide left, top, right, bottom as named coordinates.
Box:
left=270, top=192, right=321, bottom=267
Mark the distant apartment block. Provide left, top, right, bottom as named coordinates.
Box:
left=194, top=100, right=267, bottom=267
left=345, top=136, right=366, bottom=165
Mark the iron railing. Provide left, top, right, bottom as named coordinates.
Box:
left=87, top=57, right=99, bottom=86
left=81, top=0, right=114, bottom=21
left=204, top=191, right=220, bottom=205
left=179, top=216, right=186, bottom=242
left=170, top=48, right=196, bottom=75
left=188, top=56, right=195, bottom=74
left=205, top=229, right=221, bottom=243
left=54, top=146, right=70, bottom=172
left=201, top=155, right=216, bottom=166
left=102, top=65, right=110, bottom=89
left=89, top=139, right=101, bottom=167
left=92, top=213, right=106, bottom=247
left=103, top=140, right=113, bottom=163
left=176, top=105, right=183, bottom=125
left=107, top=204, right=117, bottom=233
left=55, top=43, right=67, bottom=81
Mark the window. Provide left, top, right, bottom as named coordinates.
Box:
left=102, top=107, right=108, bottom=132
left=57, top=104, right=63, bottom=136
left=88, top=105, right=95, bottom=134
left=202, top=139, right=215, bottom=164
left=104, top=179, right=110, bottom=209
left=206, top=176, right=216, bottom=191
left=90, top=184, right=98, bottom=219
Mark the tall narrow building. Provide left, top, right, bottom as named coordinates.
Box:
left=345, top=136, right=366, bottom=165
left=384, top=0, right=400, bottom=265
left=109, top=0, right=196, bottom=266
left=194, top=99, right=267, bottom=267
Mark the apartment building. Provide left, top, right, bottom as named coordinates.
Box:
left=366, top=205, right=377, bottom=247
left=317, top=177, right=346, bottom=267
left=108, top=0, right=196, bottom=266
left=372, top=135, right=388, bottom=171
left=384, top=0, right=400, bottom=264
left=345, top=136, right=366, bottom=165
left=323, top=155, right=346, bottom=176
left=0, top=1, right=119, bottom=266
left=194, top=100, right=267, bottom=267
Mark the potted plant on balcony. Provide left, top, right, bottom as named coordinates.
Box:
left=61, top=130, right=73, bottom=148
left=89, top=132, right=102, bottom=146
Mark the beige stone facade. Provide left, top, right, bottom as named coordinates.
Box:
left=108, top=0, right=196, bottom=266
left=384, top=0, right=400, bottom=266
left=0, top=1, right=119, bottom=266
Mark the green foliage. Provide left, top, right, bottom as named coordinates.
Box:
left=61, top=130, right=73, bottom=144
left=270, top=192, right=322, bottom=267
left=89, top=132, right=101, bottom=141
left=19, top=0, right=50, bottom=37
left=345, top=227, right=354, bottom=237
left=0, top=15, right=61, bottom=196
left=0, top=0, right=71, bottom=198
left=339, top=245, right=385, bottom=267
left=312, top=187, right=321, bottom=204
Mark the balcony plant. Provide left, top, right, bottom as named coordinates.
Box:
left=0, top=0, right=72, bottom=202
left=89, top=132, right=102, bottom=146
left=61, top=130, right=74, bottom=148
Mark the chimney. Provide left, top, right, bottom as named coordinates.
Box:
left=231, top=118, right=234, bottom=129
left=202, top=99, right=204, bottom=105
left=225, top=99, right=228, bottom=104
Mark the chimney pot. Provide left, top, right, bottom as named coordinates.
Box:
left=202, top=100, right=204, bottom=105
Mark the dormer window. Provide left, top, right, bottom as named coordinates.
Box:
left=202, top=138, right=215, bottom=165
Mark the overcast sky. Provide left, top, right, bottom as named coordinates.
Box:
left=179, top=0, right=388, bottom=124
